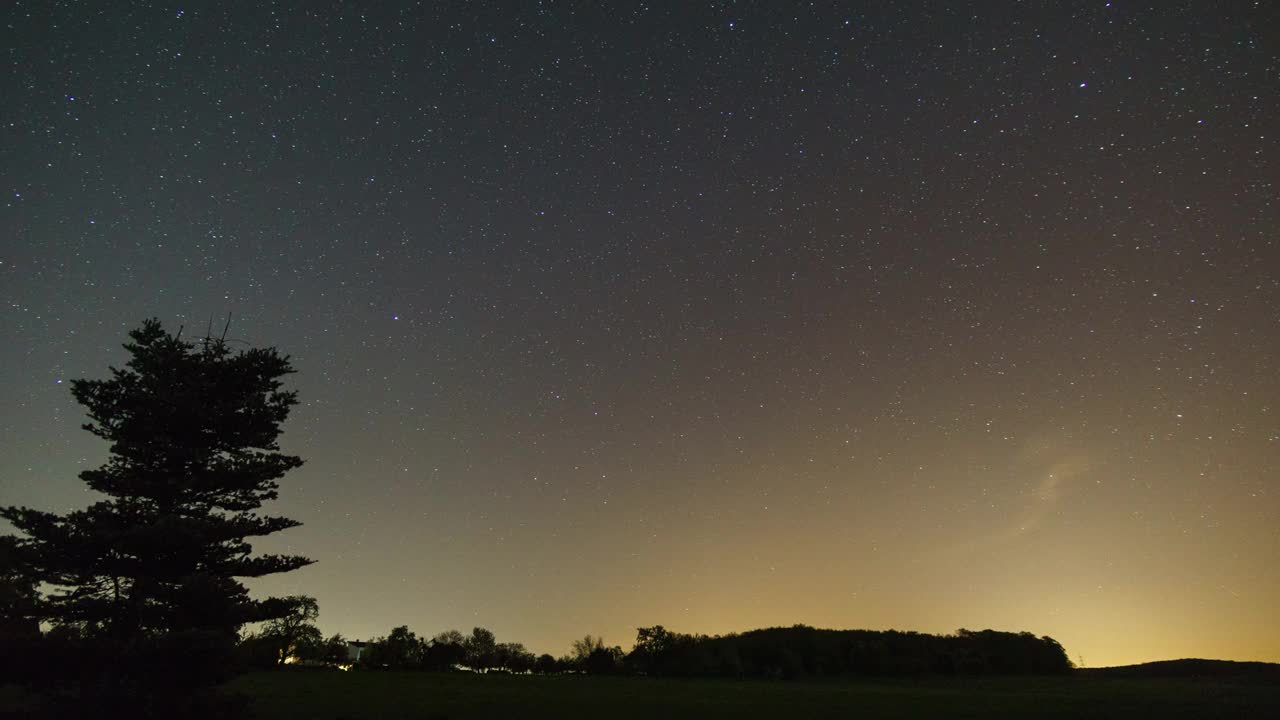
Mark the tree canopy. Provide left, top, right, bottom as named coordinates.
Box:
left=258, top=595, right=321, bottom=665
left=0, top=319, right=312, bottom=710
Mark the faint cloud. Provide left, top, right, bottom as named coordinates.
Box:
left=939, top=437, right=1091, bottom=558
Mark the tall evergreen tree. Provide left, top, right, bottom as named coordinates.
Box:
left=0, top=319, right=313, bottom=707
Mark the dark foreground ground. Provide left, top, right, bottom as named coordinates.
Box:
left=227, top=669, right=1279, bottom=720
left=4, top=668, right=1275, bottom=719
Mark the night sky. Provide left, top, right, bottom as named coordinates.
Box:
left=3, top=2, right=1277, bottom=667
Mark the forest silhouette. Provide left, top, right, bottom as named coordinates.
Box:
left=238, top=614, right=1073, bottom=678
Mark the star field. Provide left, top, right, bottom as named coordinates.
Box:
left=2, top=2, right=1277, bottom=666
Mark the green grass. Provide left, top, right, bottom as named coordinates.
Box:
left=228, top=669, right=1279, bottom=719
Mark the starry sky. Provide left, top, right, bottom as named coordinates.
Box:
left=2, top=2, right=1277, bottom=667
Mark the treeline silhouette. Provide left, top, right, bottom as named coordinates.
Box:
left=240, top=624, right=554, bottom=674
left=264, top=619, right=1073, bottom=678
left=627, top=625, right=1072, bottom=678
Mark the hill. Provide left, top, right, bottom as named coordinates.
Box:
left=1082, top=659, right=1280, bottom=682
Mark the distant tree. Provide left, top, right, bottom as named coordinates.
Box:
left=585, top=645, right=625, bottom=674
left=629, top=625, right=677, bottom=672
left=570, top=634, right=607, bottom=664
left=570, top=635, right=623, bottom=673
left=423, top=634, right=467, bottom=671
left=290, top=624, right=327, bottom=664
left=260, top=595, right=319, bottom=665
left=367, top=625, right=423, bottom=669
left=465, top=627, right=497, bottom=670
left=238, top=631, right=283, bottom=670
left=533, top=653, right=559, bottom=674
left=433, top=629, right=466, bottom=647
left=0, top=319, right=312, bottom=711
left=420, top=630, right=466, bottom=670
left=323, top=633, right=351, bottom=666
left=495, top=642, right=536, bottom=672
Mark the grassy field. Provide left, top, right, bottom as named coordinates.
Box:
left=229, top=669, right=1279, bottom=719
